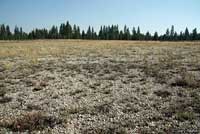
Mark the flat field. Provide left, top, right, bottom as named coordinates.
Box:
left=0, top=40, right=200, bottom=133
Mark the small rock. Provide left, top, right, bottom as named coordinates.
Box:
left=0, top=96, right=12, bottom=103
left=0, top=73, right=5, bottom=80
left=33, top=86, right=43, bottom=92
left=154, top=90, right=171, bottom=98
left=0, top=66, right=5, bottom=72
left=40, top=81, right=48, bottom=87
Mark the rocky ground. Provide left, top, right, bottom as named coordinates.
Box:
left=0, top=40, right=200, bottom=133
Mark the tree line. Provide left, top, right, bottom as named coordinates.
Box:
left=0, top=21, right=200, bottom=41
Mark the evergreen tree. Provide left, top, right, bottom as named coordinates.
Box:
left=119, top=30, right=123, bottom=40
left=72, top=25, right=77, bottom=39
left=165, top=28, right=170, bottom=41
left=99, top=26, right=103, bottom=40
left=91, top=27, right=95, bottom=39
left=192, top=28, right=198, bottom=40
left=59, top=23, right=65, bottom=38
left=145, top=31, right=151, bottom=40
left=14, top=26, right=20, bottom=40
left=0, top=24, right=6, bottom=40
left=5, top=25, right=12, bottom=40
left=123, top=25, right=131, bottom=40
left=174, top=32, right=178, bottom=41
left=136, top=26, right=141, bottom=40
left=49, top=26, right=58, bottom=39
left=76, top=26, right=81, bottom=39
left=86, top=26, right=92, bottom=39
left=132, top=27, right=137, bottom=40
left=179, top=31, right=183, bottom=41
left=153, top=32, right=158, bottom=41
left=65, top=21, right=72, bottom=39
left=81, top=30, right=86, bottom=39
left=170, top=25, right=175, bottom=40
left=184, top=27, right=190, bottom=40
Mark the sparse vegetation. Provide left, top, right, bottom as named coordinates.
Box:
left=154, top=90, right=171, bottom=98
left=0, top=40, right=200, bottom=133
left=171, top=71, right=200, bottom=88
left=175, top=111, right=195, bottom=122
left=0, top=111, right=62, bottom=132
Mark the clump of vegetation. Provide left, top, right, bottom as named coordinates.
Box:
left=0, top=111, right=62, bottom=132
left=0, top=87, right=6, bottom=97
left=0, top=87, right=12, bottom=104
left=69, top=89, right=83, bottom=96
left=82, top=125, right=128, bottom=134
left=32, top=81, right=48, bottom=92
left=175, top=111, right=195, bottom=122
left=190, top=91, right=200, bottom=113
left=154, top=90, right=171, bottom=98
left=171, top=71, right=200, bottom=88
left=63, top=104, right=90, bottom=115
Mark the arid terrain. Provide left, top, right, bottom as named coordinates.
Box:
left=0, top=40, right=200, bottom=133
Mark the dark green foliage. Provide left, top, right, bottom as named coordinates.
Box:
left=153, top=32, right=159, bottom=41
left=0, top=22, right=199, bottom=41
left=28, top=29, right=48, bottom=39
left=192, top=28, right=198, bottom=40
left=184, top=27, right=190, bottom=40
left=49, top=26, right=59, bottom=39
left=145, top=31, right=151, bottom=40
left=132, top=27, right=137, bottom=40
left=72, top=25, right=81, bottom=39
left=123, top=25, right=131, bottom=40
left=170, top=25, right=175, bottom=41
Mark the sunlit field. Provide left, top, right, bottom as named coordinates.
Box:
left=0, top=40, right=200, bottom=133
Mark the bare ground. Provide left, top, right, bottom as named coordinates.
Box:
left=0, top=40, right=200, bottom=133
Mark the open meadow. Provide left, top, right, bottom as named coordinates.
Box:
left=0, top=40, right=200, bottom=133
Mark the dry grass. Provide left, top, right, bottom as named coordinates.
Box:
left=0, top=40, right=199, bottom=59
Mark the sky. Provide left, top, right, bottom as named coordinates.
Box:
left=0, top=0, right=199, bottom=34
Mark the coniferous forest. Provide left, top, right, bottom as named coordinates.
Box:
left=0, top=21, right=200, bottom=41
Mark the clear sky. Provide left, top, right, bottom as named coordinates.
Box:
left=0, top=0, right=199, bottom=34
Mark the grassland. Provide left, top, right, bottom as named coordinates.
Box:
left=0, top=40, right=200, bottom=133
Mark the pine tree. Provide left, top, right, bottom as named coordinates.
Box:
left=81, top=30, right=86, bottom=39
left=72, top=25, right=77, bottom=39
left=0, top=24, right=6, bottom=40
left=174, top=32, right=178, bottom=41
left=132, top=27, right=137, bottom=40
left=99, top=26, right=103, bottom=40
left=49, top=26, right=58, bottom=39
left=119, top=30, right=123, bottom=40
left=165, top=28, right=170, bottom=41
left=153, top=32, right=158, bottom=41
left=170, top=25, right=175, bottom=40
left=91, top=27, right=95, bottom=39
left=179, top=31, right=183, bottom=41
left=123, top=25, right=131, bottom=40
left=145, top=31, right=151, bottom=40
left=136, top=26, right=141, bottom=40
left=5, top=25, right=12, bottom=40
left=65, top=21, right=72, bottom=39
left=192, top=28, right=198, bottom=40
left=76, top=26, right=81, bottom=39
left=14, top=26, right=20, bottom=40
left=59, top=23, right=65, bottom=39
left=184, top=28, right=190, bottom=40
left=19, top=27, right=24, bottom=39
left=86, top=26, right=92, bottom=39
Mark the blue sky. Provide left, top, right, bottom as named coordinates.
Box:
left=0, top=0, right=199, bottom=34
